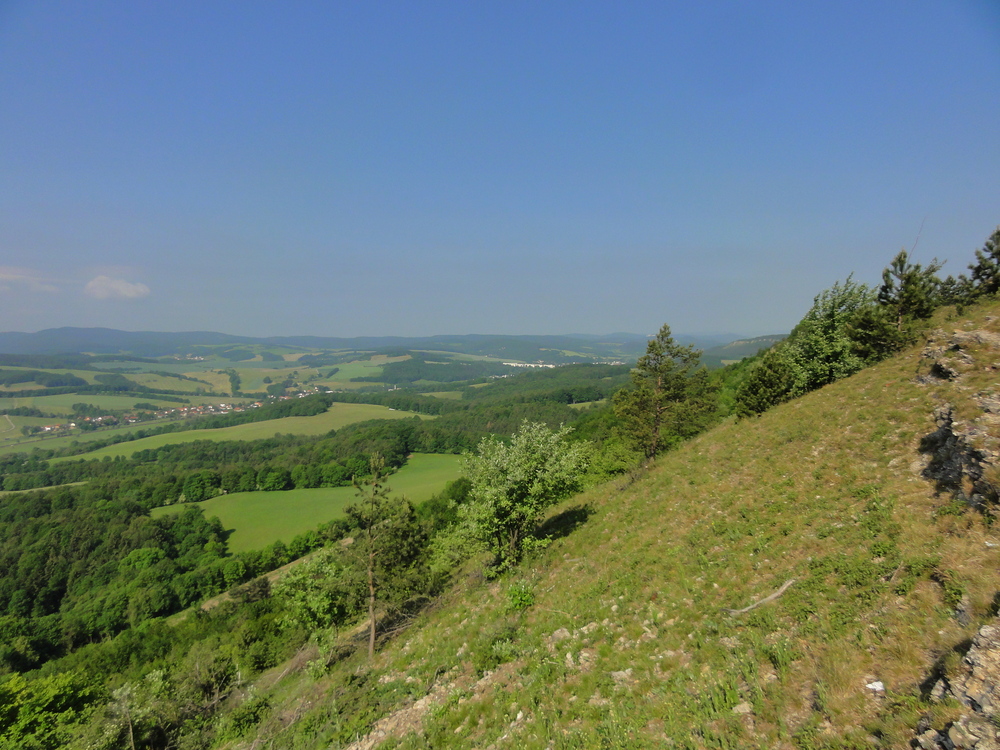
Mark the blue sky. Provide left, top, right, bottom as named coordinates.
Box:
left=2, top=1, right=999, bottom=338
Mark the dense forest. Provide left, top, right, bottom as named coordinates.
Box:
left=1, top=228, right=998, bottom=748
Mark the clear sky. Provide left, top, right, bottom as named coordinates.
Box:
left=2, top=1, right=999, bottom=338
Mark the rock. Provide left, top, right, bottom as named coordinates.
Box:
left=930, top=679, right=948, bottom=702
left=548, top=628, right=571, bottom=646
left=865, top=680, right=886, bottom=694
left=732, top=702, right=752, bottom=715
left=950, top=624, right=1000, bottom=717
left=957, top=594, right=974, bottom=627
left=610, top=668, right=633, bottom=684
left=947, top=715, right=1000, bottom=749
left=915, top=728, right=942, bottom=749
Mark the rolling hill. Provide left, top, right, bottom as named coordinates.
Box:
left=217, top=301, right=1000, bottom=748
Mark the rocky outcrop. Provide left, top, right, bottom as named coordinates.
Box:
left=918, top=326, right=1000, bottom=508
left=921, top=404, right=995, bottom=507
left=915, top=622, right=1000, bottom=749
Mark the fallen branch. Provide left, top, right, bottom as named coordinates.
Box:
left=722, top=579, right=796, bottom=615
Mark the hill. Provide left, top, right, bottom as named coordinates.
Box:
left=0, top=326, right=737, bottom=363
left=701, top=333, right=787, bottom=368
left=197, top=300, right=1000, bottom=748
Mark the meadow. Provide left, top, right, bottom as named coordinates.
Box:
left=152, top=452, right=462, bottom=552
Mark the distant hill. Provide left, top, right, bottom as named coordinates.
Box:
left=701, top=333, right=787, bottom=368
left=0, top=327, right=747, bottom=363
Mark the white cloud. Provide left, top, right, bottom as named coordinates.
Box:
left=84, top=275, right=151, bottom=300
left=0, top=267, right=60, bottom=293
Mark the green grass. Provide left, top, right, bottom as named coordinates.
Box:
left=424, top=391, right=464, bottom=400
left=568, top=399, right=606, bottom=410
left=152, top=453, right=462, bottom=552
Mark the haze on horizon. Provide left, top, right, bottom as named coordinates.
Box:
left=2, top=1, right=999, bottom=339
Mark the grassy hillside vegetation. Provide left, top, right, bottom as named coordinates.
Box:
left=149, top=298, right=995, bottom=750
left=153, top=453, right=462, bottom=552
left=6, top=230, right=1000, bottom=749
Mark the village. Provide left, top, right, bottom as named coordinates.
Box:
left=29, top=388, right=328, bottom=437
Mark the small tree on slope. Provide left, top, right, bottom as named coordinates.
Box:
left=462, top=421, right=589, bottom=572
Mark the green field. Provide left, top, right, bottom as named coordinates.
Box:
left=0, top=419, right=190, bottom=457
left=47, top=403, right=429, bottom=463
left=1, top=393, right=246, bottom=416
left=151, top=453, right=462, bottom=552
left=423, top=391, right=463, bottom=400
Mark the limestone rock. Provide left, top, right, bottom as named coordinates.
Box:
left=950, top=624, right=1000, bottom=717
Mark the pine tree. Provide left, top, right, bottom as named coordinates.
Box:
left=877, top=249, right=942, bottom=329
left=346, top=454, right=427, bottom=657
left=612, top=324, right=706, bottom=459
left=968, top=226, right=1000, bottom=297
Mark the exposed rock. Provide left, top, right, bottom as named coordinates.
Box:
left=914, top=621, right=1000, bottom=748
left=949, top=624, right=1000, bottom=717
left=610, top=668, right=633, bottom=684
left=921, top=404, right=996, bottom=508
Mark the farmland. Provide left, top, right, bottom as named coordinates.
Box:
left=47, top=402, right=429, bottom=462
left=151, top=452, right=462, bottom=552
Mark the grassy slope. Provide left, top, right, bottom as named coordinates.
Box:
left=46, top=403, right=429, bottom=463
left=152, top=453, right=462, bottom=552
left=237, top=302, right=1000, bottom=749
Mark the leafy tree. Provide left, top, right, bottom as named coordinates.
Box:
left=272, top=548, right=358, bottom=633
left=462, top=421, right=589, bottom=572
left=783, top=277, right=875, bottom=395
left=612, top=324, right=710, bottom=459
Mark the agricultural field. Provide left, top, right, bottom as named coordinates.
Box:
left=47, top=402, right=430, bottom=463
left=423, top=391, right=463, bottom=400
left=0, top=365, right=101, bottom=384
left=0, top=419, right=190, bottom=457
left=568, top=399, right=606, bottom=409
left=152, top=452, right=462, bottom=552
left=124, top=372, right=215, bottom=392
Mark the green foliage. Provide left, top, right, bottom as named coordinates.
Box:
left=784, top=277, right=875, bottom=395
left=506, top=579, right=535, bottom=611
left=0, top=671, right=99, bottom=750
left=968, top=226, right=1000, bottom=296
left=877, top=249, right=943, bottom=327
left=734, top=348, right=796, bottom=418
left=612, top=324, right=714, bottom=458
left=471, top=621, right=522, bottom=675
left=462, top=421, right=589, bottom=571
left=346, top=455, right=430, bottom=656
left=273, top=548, right=360, bottom=632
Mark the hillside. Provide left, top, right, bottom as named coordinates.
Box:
left=217, top=301, right=1000, bottom=748
left=701, top=333, right=787, bottom=368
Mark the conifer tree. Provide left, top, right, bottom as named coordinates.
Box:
left=877, top=249, right=942, bottom=329
left=612, top=324, right=706, bottom=459
left=968, top=226, right=1000, bottom=297
left=346, top=454, right=426, bottom=657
